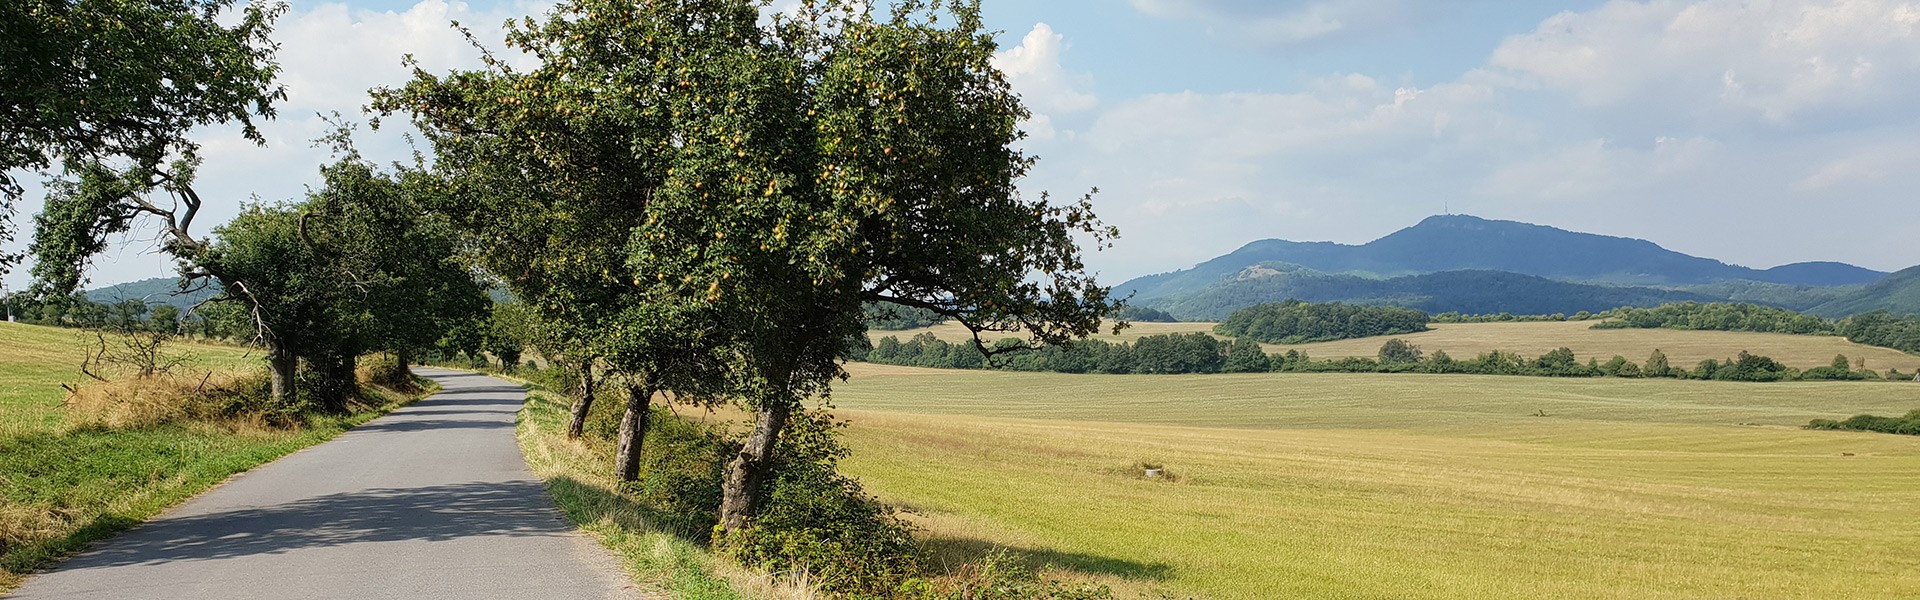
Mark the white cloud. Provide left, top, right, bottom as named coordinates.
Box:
left=992, top=23, right=1096, bottom=143
left=1491, top=0, right=1920, bottom=128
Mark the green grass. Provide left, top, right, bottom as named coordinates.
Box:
left=874, top=320, right=1920, bottom=372
left=0, top=321, right=425, bottom=593
left=828, top=363, right=1920, bottom=600
left=514, top=387, right=765, bottom=600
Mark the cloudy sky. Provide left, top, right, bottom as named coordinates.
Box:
left=6, top=0, right=1920, bottom=294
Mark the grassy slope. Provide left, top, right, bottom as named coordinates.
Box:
left=829, top=363, right=1920, bottom=600
left=0, top=322, right=421, bottom=592
left=873, top=320, right=1920, bottom=372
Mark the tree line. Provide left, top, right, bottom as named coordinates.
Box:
left=1214, top=300, right=1429, bottom=344
left=1592, top=302, right=1920, bottom=357
left=859, top=333, right=1915, bottom=383
left=1808, top=409, right=1920, bottom=436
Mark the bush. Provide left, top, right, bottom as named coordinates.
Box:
left=720, top=409, right=921, bottom=597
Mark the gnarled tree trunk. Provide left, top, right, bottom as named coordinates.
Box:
left=718, top=401, right=792, bottom=534
left=267, top=342, right=297, bottom=407
left=566, top=362, right=597, bottom=439
left=613, top=381, right=654, bottom=482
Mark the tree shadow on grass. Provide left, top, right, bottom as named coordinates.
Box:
left=918, top=535, right=1173, bottom=582
left=543, top=475, right=715, bottom=545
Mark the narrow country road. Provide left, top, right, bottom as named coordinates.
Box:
left=7, top=369, right=635, bottom=600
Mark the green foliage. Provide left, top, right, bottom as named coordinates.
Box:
left=723, top=410, right=921, bottom=597
left=1377, top=339, right=1423, bottom=364
left=1430, top=312, right=1571, bottom=323
left=1838, top=312, right=1920, bottom=355
left=864, top=302, right=948, bottom=330
left=1807, top=409, right=1920, bottom=436
left=0, top=0, right=286, bottom=278
left=1131, top=333, right=1225, bottom=374
left=1216, top=300, right=1430, bottom=344
left=1112, top=305, right=1178, bottom=323
left=858, top=335, right=1848, bottom=384
left=1223, top=338, right=1271, bottom=373
left=1644, top=349, right=1672, bottom=378
left=1593, top=302, right=1836, bottom=335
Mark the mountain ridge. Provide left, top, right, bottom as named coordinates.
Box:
left=1118, top=214, right=1889, bottom=304
left=1115, top=214, right=1903, bottom=318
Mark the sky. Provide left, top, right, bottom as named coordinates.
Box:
left=6, top=0, right=1920, bottom=295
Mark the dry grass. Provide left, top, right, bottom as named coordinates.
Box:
left=61, top=372, right=268, bottom=431
left=872, top=320, right=1920, bottom=372
left=827, top=365, right=1920, bottom=600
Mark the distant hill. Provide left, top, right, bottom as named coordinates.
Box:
left=85, top=277, right=221, bottom=310
left=1149, top=265, right=1718, bottom=321
left=1808, top=266, right=1920, bottom=318
left=1117, top=215, right=1886, bottom=305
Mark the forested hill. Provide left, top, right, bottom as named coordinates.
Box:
left=84, top=277, right=221, bottom=310
left=1151, top=266, right=1717, bottom=321
left=1116, top=215, right=1887, bottom=304
left=1809, top=266, right=1920, bottom=318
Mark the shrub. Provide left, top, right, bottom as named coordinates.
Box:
left=720, top=410, right=921, bottom=597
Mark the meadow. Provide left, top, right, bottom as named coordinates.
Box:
left=0, top=322, right=419, bottom=591
left=873, top=320, right=1920, bottom=372
left=828, top=362, right=1920, bottom=600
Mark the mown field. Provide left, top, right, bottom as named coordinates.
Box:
left=828, top=362, right=1920, bottom=600
left=872, top=320, right=1920, bottom=372
left=0, top=322, right=413, bottom=591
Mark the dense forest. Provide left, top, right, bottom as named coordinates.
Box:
left=856, top=333, right=1909, bottom=383
left=1593, top=302, right=1837, bottom=334
left=1214, top=300, right=1429, bottom=344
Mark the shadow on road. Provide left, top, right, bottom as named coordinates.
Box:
left=57, top=481, right=575, bottom=571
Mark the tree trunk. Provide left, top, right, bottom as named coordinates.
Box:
left=718, top=401, right=792, bottom=534
left=613, top=381, right=654, bottom=482
left=315, top=353, right=357, bottom=413
left=394, top=348, right=413, bottom=380
left=267, top=342, right=297, bottom=407
left=566, top=362, right=597, bottom=439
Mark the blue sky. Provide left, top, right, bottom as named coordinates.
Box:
left=6, top=0, right=1919, bottom=294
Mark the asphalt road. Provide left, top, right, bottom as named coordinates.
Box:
left=7, top=369, right=636, bottom=600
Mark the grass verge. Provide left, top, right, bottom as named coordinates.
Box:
left=516, top=386, right=778, bottom=600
